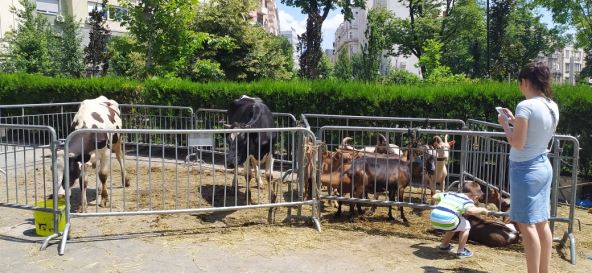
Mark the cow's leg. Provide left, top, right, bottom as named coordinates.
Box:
left=97, top=148, right=110, bottom=208
left=267, top=154, right=278, bottom=223
left=251, top=155, right=263, bottom=189
left=243, top=158, right=253, bottom=204
left=232, top=166, right=240, bottom=189
left=112, top=136, right=129, bottom=187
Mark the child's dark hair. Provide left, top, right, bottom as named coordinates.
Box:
left=518, top=62, right=553, bottom=98
left=462, top=181, right=483, bottom=198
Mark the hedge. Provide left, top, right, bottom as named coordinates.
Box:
left=1, top=73, right=591, bottom=175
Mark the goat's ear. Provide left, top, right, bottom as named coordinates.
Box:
left=449, top=140, right=456, bottom=146
left=223, top=124, right=232, bottom=129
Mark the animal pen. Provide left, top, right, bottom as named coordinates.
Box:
left=0, top=105, right=582, bottom=264
left=0, top=102, right=318, bottom=255
left=300, top=113, right=580, bottom=265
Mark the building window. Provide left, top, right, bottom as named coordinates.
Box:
left=37, top=0, right=59, bottom=14
left=88, top=2, right=127, bottom=21
left=348, top=31, right=352, bottom=39
left=108, top=6, right=128, bottom=21
left=88, top=2, right=106, bottom=18
left=565, top=50, right=570, bottom=56
left=575, top=63, right=581, bottom=72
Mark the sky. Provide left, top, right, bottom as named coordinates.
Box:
left=277, top=2, right=342, bottom=51
left=276, top=2, right=562, bottom=52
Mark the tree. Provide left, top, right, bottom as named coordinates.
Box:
left=535, top=0, right=592, bottom=49
left=351, top=53, right=365, bottom=80
left=488, top=0, right=512, bottom=77
left=334, top=50, right=353, bottom=80
left=490, top=1, right=566, bottom=79
left=1, top=0, right=55, bottom=75
left=120, top=0, right=198, bottom=77
left=85, top=0, right=112, bottom=77
left=55, top=13, right=85, bottom=77
left=281, top=0, right=365, bottom=79
left=360, top=7, right=394, bottom=81
left=536, top=0, right=592, bottom=82
left=388, top=0, right=443, bottom=76
left=440, top=0, right=486, bottom=77
left=107, top=35, right=146, bottom=78
left=318, top=53, right=334, bottom=79
left=194, top=0, right=292, bottom=81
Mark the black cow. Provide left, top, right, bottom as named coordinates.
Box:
left=224, top=95, right=277, bottom=209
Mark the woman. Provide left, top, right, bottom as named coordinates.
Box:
left=497, top=62, right=559, bottom=273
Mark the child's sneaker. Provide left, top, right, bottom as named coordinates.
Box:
left=457, top=248, right=473, bottom=258
left=437, top=244, right=453, bottom=252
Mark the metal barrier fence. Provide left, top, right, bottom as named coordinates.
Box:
left=0, top=102, right=195, bottom=144
left=0, top=124, right=60, bottom=249
left=301, top=113, right=467, bottom=138
left=316, top=125, right=580, bottom=264
left=55, top=127, right=319, bottom=255
left=195, top=109, right=298, bottom=165
left=466, top=119, right=580, bottom=264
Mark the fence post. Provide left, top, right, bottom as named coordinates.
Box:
left=550, top=139, right=561, bottom=234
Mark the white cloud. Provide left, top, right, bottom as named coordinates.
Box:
left=321, top=13, right=344, bottom=35
left=278, top=10, right=306, bottom=35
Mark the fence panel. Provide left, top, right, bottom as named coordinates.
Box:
left=57, top=127, right=319, bottom=255
left=316, top=125, right=579, bottom=264
left=195, top=109, right=298, bottom=165
left=467, top=118, right=580, bottom=264
left=302, top=113, right=466, bottom=138
left=0, top=124, right=60, bottom=249
left=0, top=102, right=195, bottom=145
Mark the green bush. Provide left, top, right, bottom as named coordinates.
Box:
left=1, top=73, right=591, bottom=175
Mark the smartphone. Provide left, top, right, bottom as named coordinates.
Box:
left=496, top=107, right=511, bottom=120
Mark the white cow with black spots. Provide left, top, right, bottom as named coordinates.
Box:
left=53, top=96, right=129, bottom=212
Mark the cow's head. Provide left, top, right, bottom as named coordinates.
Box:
left=61, top=132, right=108, bottom=188
left=224, top=122, right=253, bottom=169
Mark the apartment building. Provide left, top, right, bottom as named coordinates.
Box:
left=332, top=0, right=421, bottom=77
left=250, top=0, right=280, bottom=35
left=0, top=0, right=131, bottom=54
left=535, top=46, right=587, bottom=85
left=333, top=7, right=366, bottom=59
left=280, top=27, right=299, bottom=67
left=2, top=0, right=280, bottom=50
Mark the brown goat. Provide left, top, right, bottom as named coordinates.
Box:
left=464, top=215, right=519, bottom=247
left=343, top=153, right=437, bottom=222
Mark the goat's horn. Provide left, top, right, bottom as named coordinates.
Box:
left=342, top=137, right=353, bottom=146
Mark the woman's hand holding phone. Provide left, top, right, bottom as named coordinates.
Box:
left=496, top=107, right=514, bottom=127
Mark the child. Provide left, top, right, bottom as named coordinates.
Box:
left=430, top=181, right=489, bottom=258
